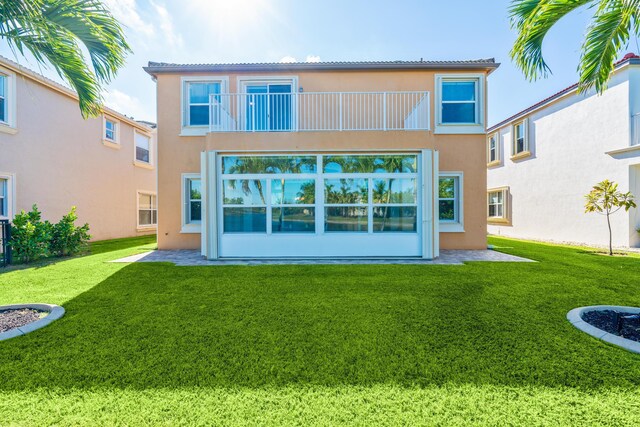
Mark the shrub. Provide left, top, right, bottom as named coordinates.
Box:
left=9, top=205, right=52, bottom=263
left=49, top=206, right=90, bottom=257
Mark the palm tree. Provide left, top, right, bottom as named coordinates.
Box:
left=510, top=0, right=640, bottom=93
left=0, top=0, right=131, bottom=117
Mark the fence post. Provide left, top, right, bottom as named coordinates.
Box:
left=1, top=220, right=11, bottom=267
left=5, top=220, right=11, bottom=265
left=339, top=93, right=343, bottom=131
left=383, top=92, right=387, bottom=131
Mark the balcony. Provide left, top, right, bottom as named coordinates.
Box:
left=208, top=91, right=430, bottom=133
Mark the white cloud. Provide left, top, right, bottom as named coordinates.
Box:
left=150, top=1, right=183, bottom=49
left=280, top=55, right=322, bottom=63
left=103, top=0, right=182, bottom=50
left=103, top=89, right=153, bottom=122
left=103, top=0, right=154, bottom=36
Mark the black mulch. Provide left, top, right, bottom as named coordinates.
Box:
left=0, top=309, right=44, bottom=333
left=582, top=310, right=640, bottom=342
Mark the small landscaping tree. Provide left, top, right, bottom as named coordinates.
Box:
left=585, top=180, right=636, bottom=255
left=49, top=206, right=90, bottom=257
left=9, top=205, right=52, bottom=263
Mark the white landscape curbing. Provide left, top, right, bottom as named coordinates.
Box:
left=0, top=303, right=65, bottom=342
left=567, top=305, right=640, bottom=354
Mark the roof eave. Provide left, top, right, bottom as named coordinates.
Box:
left=488, top=57, right=640, bottom=132
left=143, top=61, right=500, bottom=77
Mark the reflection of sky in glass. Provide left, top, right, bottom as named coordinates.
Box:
left=189, top=82, right=220, bottom=103
left=442, top=81, right=475, bottom=101
left=223, top=180, right=266, bottom=205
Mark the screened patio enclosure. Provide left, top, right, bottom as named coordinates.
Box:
left=199, top=150, right=440, bottom=259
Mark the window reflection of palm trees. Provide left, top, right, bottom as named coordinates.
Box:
left=220, top=154, right=418, bottom=233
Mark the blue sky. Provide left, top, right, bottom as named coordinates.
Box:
left=2, top=0, right=629, bottom=125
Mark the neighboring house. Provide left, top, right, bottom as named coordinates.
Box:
left=0, top=56, right=157, bottom=241
left=487, top=53, right=640, bottom=248
left=144, top=59, right=499, bottom=259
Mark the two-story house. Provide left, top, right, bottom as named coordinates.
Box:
left=487, top=53, right=640, bottom=248
left=144, top=59, right=499, bottom=259
left=0, top=56, right=157, bottom=241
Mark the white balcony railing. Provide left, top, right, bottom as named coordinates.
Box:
left=208, top=91, right=430, bottom=132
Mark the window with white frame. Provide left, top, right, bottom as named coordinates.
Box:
left=239, top=78, right=295, bottom=132
left=440, top=78, right=480, bottom=124
left=184, top=80, right=222, bottom=127
left=104, top=117, right=118, bottom=143
left=135, top=131, right=151, bottom=164
left=182, top=174, right=202, bottom=230
left=488, top=188, right=509, bottom=222
left=512, top=120, right=529, bottom=157
left=0, top=74, right=6, bottom=124
left=0, top=174, right=14, bottom=219
left=138, top=192, right=157, bottom=227
left=488, top=133, right=500, bottom=165
left=0, top=177, right=7, bottom=217
left=439, top=174, right=462, bottom=225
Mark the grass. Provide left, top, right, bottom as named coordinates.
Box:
left=1, top=235, right=640, bottom=425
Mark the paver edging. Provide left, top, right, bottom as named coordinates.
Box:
left=567, top=305, right=640, bottom=354
left=0, top=303, right=65, bottom=342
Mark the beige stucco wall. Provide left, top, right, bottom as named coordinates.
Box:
left=0, top=62, right=157, bottom=241
left=155, top=69, right=489, bottom=251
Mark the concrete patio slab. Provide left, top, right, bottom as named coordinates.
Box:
left=112, top=249, right=534, bottom=266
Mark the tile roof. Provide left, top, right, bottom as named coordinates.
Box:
left=488, top=54, right=640, bottom=131
left=143, top=59, right=499, bottom=75
left=0, top=55, right=153, bottom=130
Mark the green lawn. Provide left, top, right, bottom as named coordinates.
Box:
left=1, top=236, right=640, bottom=426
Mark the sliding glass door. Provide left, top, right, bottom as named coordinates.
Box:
left=217, top=154, right=424, bottom=257
left=244, top=83, right=293, bottom=131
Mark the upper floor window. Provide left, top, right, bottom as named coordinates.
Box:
left=135, top=132, right=151, bottom=164
left=184, top=80, right=222, bottom=127
left=435, top=74, right=484, bottom=135
left=487, top=132, right=500, bottom=166
left=104, top=117, right=118, bottom=143
left=512, top=120, right=530, bottom=158
left=441, top=79, right=479, bottom=124
left=0, top=74, right=6, bottom=124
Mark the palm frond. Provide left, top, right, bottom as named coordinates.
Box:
left=578, top=0, right=640, bottom=92
left=41, top=0, right=130, bottom=82
left=0, top=0, right=130, bottom=117
left=509, top=0, right=593, bottom=80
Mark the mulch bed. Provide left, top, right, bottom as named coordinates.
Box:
left=0, top=309, right=44, bottom=333
left=582, top=310, right=640, bottom=342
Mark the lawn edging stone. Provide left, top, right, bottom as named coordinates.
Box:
left=0, top=304, right=65, bottom=341
left=567, top=305, right=640, bottom=354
